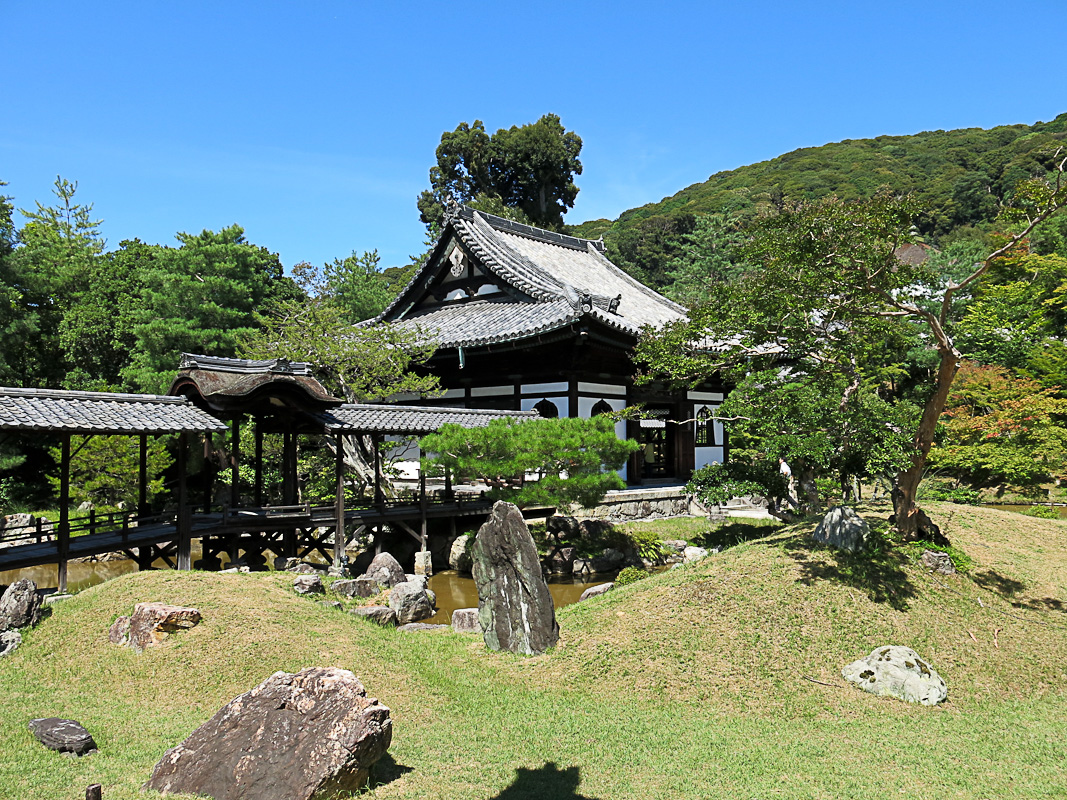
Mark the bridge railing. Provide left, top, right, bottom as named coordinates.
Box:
left=0, top=509, right=171, bottom=547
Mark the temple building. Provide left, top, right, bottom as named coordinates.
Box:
left=375, top=204, right=728, bottom=485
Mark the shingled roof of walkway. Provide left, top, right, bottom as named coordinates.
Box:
left=314, top=403, right=538, bottom=435
left=0, top=387, right=229, bottom=435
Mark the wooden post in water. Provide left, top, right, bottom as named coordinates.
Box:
left=254, top=422, right=264, bottom=506
left=334, top=434, right=345, bottom=567
left=177, top=431, right=191, bottom=571
left=57, top=434, right=71, bottom=593
left=86, top=784, right=102, bottom=800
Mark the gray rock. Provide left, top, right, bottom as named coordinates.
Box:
left=571, top=558, right=591, bottom=576
left=425, top=588, right=436, bottom=608
left=331, top=578, right=379, bottom=599
left=451, top=607, right=480, bottom=634
left=220, top=566, right=251, bottom=574
left=448, top=534, right=474, bottom=572
left=388, top=580, right=435, bottom=625
left=28, top=718, right=97, bottom=756
left=920, top=550, right=956, bottom=575
left=287, top=562, right=325, bottom=575
left=364, top=552, right=406, bottom=588
left=319, top=601, right=343, bottom=610
left=578, top=583, right=614, bottom=602
left=349, top=606, right=397, bottom=626
left=0, top=629, right=22, bottom=657
left=0, top=512, right=34, bottom=532
left=661, top=539, right=687, bottom=554
left=546, top=515, right=580, bottom=542
left=43, top=593, right=73, bottom=607
left=413, top=550, right=433, bottom=576
left=0, top=579, right=43, bottom=631
left=397, top=623, right=450, bottom=632
left=143, top=667, right=392, bottom=799
left=547, top=546, right=576, bottom=574
left=813, top=506, right=870, bottom=553
left=404, top=574, right=428, bottom=589
left=842, top=645, right=947, bottom=705
left=471, top=501, right=559, bottom=656
left=293, top=575, right=324, bottom=595
left=682, top=546, right=708, bottom=563
left=76, top=501, right=94, bottom=512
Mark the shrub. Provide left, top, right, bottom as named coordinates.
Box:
left=918, top=484, right=982, bottom=505
left=1023, top=505, right=1061, bottom=520
left=627, top=529, right=665, bottom=561
left=614, top=566, right=648, bottom=587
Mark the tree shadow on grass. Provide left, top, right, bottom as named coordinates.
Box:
left=367, top=752, right=413, bottom=788
left=489, top=762, right=601, bottom=800
left=784, top=539, right=917, bottom=612
left=692, top=521, right=779, bottom=551
left=973, top=568, right=1067, bottom=614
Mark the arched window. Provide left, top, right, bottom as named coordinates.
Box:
left=591, top=399, right=613, bottom=417
left=695, top=405, right=713, bottom=446
left=533, top=398, right=559, bottom=418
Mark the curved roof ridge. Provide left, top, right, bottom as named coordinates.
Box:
left=457, top=212, right=567, bottom=301
left=463, top=206, right=606, bottom=252
left=583, top=242, right=686, bottom=315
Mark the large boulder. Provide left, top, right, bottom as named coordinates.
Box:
left=363, top=552, right=406, bottom=588
left=143, top=667, right=392, bottom=799
left=448, top=534, right=474, bottom=572
left=813, top=506, right=870, bottom=553
left=388, top=580, right=435, bottom=625
left=842, top=645, right=947, bottom=705
left=0, top=579, right=43, bottom=631
left=127, top=602, right=202, bottom=653
left=349, top=606, right=397, bottom=627
left=28, top=718, right=97, bottom=756
left=547, top=546, right=576, bottom=575
left=293, top=575, right=325, bottom=595
left=578, top=583, right=614, bottom=602
left=545, top=515, right=580, bottom=542
left=471, top=501, right=559, bottom=656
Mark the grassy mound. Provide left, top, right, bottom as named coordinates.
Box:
left=2, top=503, right=1065, bottom=799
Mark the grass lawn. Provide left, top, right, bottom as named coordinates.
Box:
left=1, top=502, right=1065, bottom=799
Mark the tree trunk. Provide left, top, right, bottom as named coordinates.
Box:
left=894, top=344, right=960, bottom=540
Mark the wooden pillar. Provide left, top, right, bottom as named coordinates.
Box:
left=419, top=460, right=428, bottom=549
left=138, top=434, right=149, bottom=519
left=202, top=433, right=212, bottom=513
left=283, top=430, right=297, bottom=558
left=57, top=435, right=71, bottom=593
left=254, top=422, right=264, bottom=506
left=334, top=434, right=345, bottom=565
left=372, top=434, right=382, bottom=506
left=444, top=465, right=453, bottom=501
left=230, top=417, right=241, bottom=509
left=177, top=432, right=191, bottom=571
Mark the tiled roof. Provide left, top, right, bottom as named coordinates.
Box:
left=0, top=388, right=229, bottom=434
left=378, top=206, right=685, bottom=349
left=178, top=353, right=315, bottom=376
left=314, top=404, right=537, bottom=435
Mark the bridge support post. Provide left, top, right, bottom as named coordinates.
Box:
left=177, top=432, right=191, bottom=571
left=334, top=435, right=345, bottom=567
left=57, top=435, right=71, bottom=593
left=230, top=416, right=241, bottom=510
left=138, top=434, right=149, bottom=519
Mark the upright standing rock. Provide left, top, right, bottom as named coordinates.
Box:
left=0, top=579, right=43, bottom=632
left=471, top=501, right=559, bottom=656
left=143, top=667, right=391, bottom=800
left=363, top=552, right=406, bottom=588
left=812, top=506, right=870, bottom=553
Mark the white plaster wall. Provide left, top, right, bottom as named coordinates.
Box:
left=521, top=396, right=568, bottom=417
left=577, top=396, right=628, bottom=482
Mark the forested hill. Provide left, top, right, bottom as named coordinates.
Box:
left=569, top=113, right=1067, bottom=291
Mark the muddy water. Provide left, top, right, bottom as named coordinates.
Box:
left=1, top=551, right=617, bottom=624
left=424, top=570, right=612, bottom=625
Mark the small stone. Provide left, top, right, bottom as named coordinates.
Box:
left=349, top=606, right=397, bottom=626
left=319, top=600, right=343, bottom=610
left=128, top=603, right=202, bottom=652
left=28, top=718, right=97, bottom=756
left=43, top=593, right=73, bottom=607
left=578, top=583, right=614, bottom=602
left=0, top=629, right=22, bottom=657
left=293, top=575, right=324, bottom=595
left=397, top=623, right=450, bottom=632
left=920, top=550, right=956, bottom=575
left=331, top=578, right=379, bottom=598
left=682, top=546, right=708, bottom=563
left=287, top=562, right=324, bottom=575
left=451, top=607, right=480, bottom=634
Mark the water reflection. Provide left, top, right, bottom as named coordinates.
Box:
left=425, top=570, right=610, bottom=625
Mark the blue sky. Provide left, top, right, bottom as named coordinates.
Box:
left=3, top=1, right=1065, bottom=271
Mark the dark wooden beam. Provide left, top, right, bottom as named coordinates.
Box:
left=177, top=432, right=191, bottom=570
left=254, top=422, right=264, bottom=505
left=138, top=434, right=148, bottom=519
left=334, top=434, right=345, bottom=566
left=57, top=435, right=71, bottom=593
left=230, top=416, right=241, bottom=509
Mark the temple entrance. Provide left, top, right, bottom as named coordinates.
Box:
left=638, top=408, right=673, bottom=480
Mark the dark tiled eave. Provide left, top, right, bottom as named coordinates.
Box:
left=313, top=404, right=538, bottom=435
left=0, top=387, right=229, bottom=435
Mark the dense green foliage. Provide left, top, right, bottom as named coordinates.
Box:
left=420, top=416, right=638, bottom=509
left=418, top=114, right=583, bottom=233
left=572, top=113, right=1067, bottom=291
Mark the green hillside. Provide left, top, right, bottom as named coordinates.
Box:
left=570, top=113, right=1067, bottom=290
left=3, top=503, right=1065, bottom=799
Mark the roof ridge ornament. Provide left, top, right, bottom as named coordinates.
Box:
left=444, top=197, right=461, bottom=225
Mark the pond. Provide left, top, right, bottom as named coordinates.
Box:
left=982, top=503, right=1067, bottom=520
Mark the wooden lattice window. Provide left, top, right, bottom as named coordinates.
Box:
left=591, top=399, right=613, bottom=417
left=695, top=405, right=713, bottom=446
left=533, top=398, right=559, bottom=418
